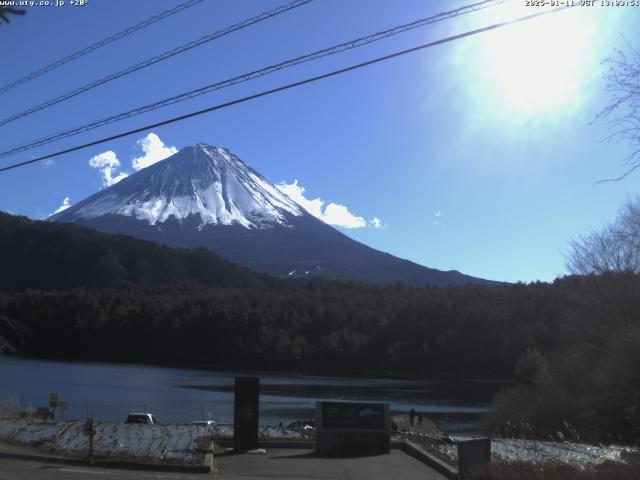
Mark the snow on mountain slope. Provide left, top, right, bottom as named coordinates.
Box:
left=52, top=144, right=303, bottom=228
left=51, top=143, right=494, bottom=286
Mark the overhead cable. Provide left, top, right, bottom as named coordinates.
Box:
left=0, top=0, right=508, bottom=158
left=0, top=0, right=206, bottom=96
left=0, top=5, right=570, bottom=174
left=0, top=0, right=313, bottom=126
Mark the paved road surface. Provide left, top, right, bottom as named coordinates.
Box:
left=0, top=458, right=204, bottom=480
left=216, top=448, right=449, bottom=480
left=0, top=449, right=449, bottom=480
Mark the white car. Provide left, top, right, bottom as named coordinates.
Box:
left=192, top=420, right=216, bottom=426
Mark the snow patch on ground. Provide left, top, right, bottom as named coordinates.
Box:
left=6, top=418, right=626, bottom=467
left=260, top=426, right=305, bottom=439
left=434, top=437, right=638, bottom=467
left=0, top=419, right=201, bottom=463
left=0, top=419, right=305, bottom=463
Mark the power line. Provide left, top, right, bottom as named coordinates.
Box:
left=0, top=0, right=508, bottom=158
left=0, top=5, right=570, bottom=175
left=0, top=0, right=206, bottom=96
left=0, top=0, right=314, bottom=127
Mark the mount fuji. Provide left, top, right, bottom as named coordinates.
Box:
left=51, top=144, right=490, bottom=286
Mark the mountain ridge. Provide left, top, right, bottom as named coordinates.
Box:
left=0, top=211, right=266, bottom=291
left=52, top=144, right=495, bottom=287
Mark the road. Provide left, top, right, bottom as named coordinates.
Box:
left=0, top=458, right=205, bottom=480
left=0, top=449, right=449, bottom=480
left=215, top=448, right=449, bottom=480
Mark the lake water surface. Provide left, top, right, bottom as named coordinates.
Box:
left=0, top=357, right=504, bottom=433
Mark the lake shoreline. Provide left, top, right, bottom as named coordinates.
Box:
left=6, top=353, right=514, bottom=385
left=1, top=356, right=501, bottom=433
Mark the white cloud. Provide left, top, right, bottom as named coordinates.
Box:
left=87, top=133, right=174, bottom=187
left=276, top=180, right=323, bottom=217
left=42, top=159, right=55, bottom=168
left=369, top=217, right=387, bottom=229
left=323, top=203, right=366, bottom=229
left=277, top=180, right=382, bottom=230
left=131, top=132, right=177, bottom=171
left=50, top=197, right=71, bottom=216
left=433, top=210, right=443, bottom=225
left=89, top=151, right=128, bottom=187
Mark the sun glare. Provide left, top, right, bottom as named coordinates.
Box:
left=475, top=4, right=597, bottom=114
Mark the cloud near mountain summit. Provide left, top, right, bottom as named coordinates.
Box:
left=276, top=179, right=383, bottom=229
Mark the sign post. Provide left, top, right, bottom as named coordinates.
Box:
left=233, top=377, right=259, bottom=452
left=83, top=418, right=96, bottom=461
left=48, top=393, right=58, bottom=420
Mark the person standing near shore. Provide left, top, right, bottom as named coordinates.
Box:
left=409, top=408, right=416, bottom=427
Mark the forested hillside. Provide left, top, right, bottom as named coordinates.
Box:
left=2, top=211, right=639, bottom=442
left=0, top=212, right=266, bottom=290
left=0, top=274, right=626, bottom=379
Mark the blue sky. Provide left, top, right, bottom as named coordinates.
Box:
left=1, top=0, right=639, bottom=283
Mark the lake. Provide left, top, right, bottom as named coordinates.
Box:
left=0, top=357, right=505, bottom=433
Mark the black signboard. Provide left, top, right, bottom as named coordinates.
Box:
left=320, top=402, right=386, bottom=430
left=233, top=377, right=259, bottom=451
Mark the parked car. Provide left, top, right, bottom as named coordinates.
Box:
left=286, top=420, right=316, bottom=435
left=192, top=420, right=216, bottom=426
left=125, top=413, right=157, bottom=425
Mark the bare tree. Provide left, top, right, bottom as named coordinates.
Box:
left=597, top=44, right=640, bottom=182
left=566, top=197, right=640, bottom=274
left=0, top=315, right=29, bottom=354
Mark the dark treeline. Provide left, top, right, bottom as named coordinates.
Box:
left=0, top=280, right=560, bottom=377
left=488, top=272, right=640, bottom=442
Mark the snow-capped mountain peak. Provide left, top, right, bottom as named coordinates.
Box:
left=52, top=144, right=304, bottom=228
left=50, top=142, right=493, bottom=286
